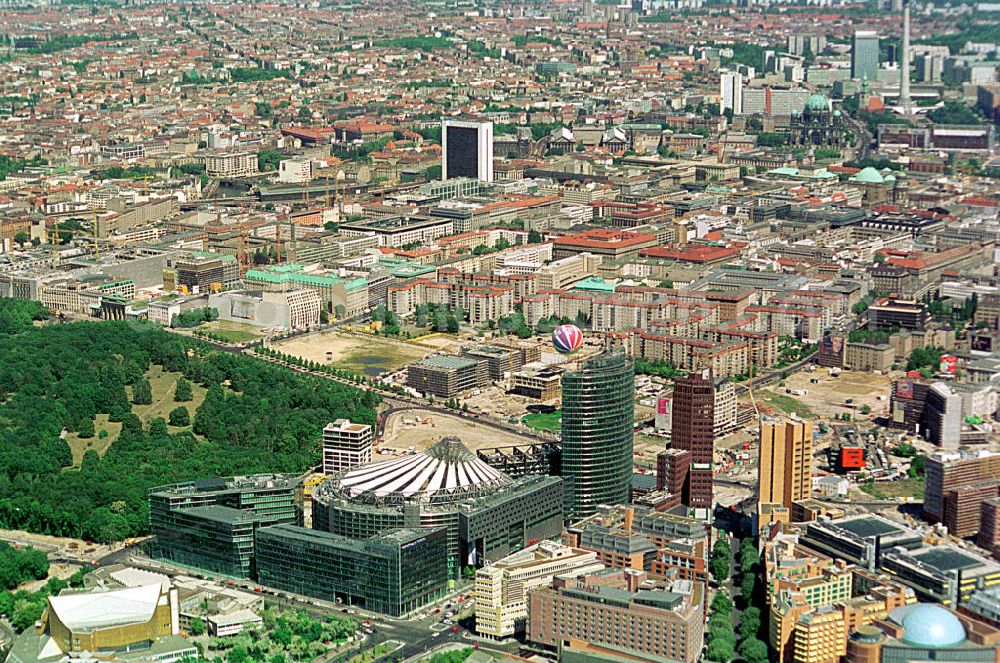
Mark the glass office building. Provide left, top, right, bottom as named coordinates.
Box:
left=149, top=475, right=300, bottom=578
left=560, top=350, right=635, bottom=519
left=255, top=524, right=449, bottom=617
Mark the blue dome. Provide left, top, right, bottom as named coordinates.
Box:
left=891, top=604, right=966, bottom=648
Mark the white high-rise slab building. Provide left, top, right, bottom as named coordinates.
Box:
left=720, top=71, right=743, bottom=116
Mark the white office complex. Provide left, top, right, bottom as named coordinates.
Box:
left=720, top=71, right=743, bottom=116
left=474, top=541, right=603, bottom=640
left=322, top=419, right=373, bottom=475
left=442, top=118, right=494, bottom=182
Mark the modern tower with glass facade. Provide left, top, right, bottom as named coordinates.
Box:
left=560, top=350, right=635, bottom=520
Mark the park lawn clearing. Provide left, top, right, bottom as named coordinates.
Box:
left=129, top=365, right=207, bottom=426
left=68, top=366, right=206, bottom=465
left=756, top=390, right=814, bottom=418
left=66, top=414, right=123, bottom=465
left=522, top=410, right=562, bottom=432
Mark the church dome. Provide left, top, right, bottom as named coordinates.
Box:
left=851, top=166, right=885, bottom=184
left=804, top=93, right=831, bottom=112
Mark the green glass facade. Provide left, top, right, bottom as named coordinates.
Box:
left=255, top=524, right=449, bottom=617
left=560, top=350, right=635, bottom=520
left=149, top=475, right=300, bottom=578
left=150, top=505, right=264, bottom=577
left=318, top=475, right=563, bottom=575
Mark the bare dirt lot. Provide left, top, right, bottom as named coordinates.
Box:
left=409, top=333, right=464, bottom=353
left=745, top=369, right=892, bottom=421
left=380, top=408, right=532, bottom=454
left=273, top=331, right=431, bottom=376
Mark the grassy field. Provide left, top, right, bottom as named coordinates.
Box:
left=861, top=477, right=925, bottom=500
left=197, top=320, right=263, bottom=343
left=347, top=641, right=402, bottom=663
left=756, top=390, right=814, bottom=418
left=66, top=365, right=207, bottom=465
left=274, top=332, right=429, bottom=376
left=522, top=410, right=562, bottom=432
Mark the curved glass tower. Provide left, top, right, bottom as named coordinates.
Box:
left=560, top=350, right=635, bottom=520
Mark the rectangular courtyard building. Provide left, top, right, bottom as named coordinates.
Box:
left=528, top=569, right=704, bottom=662
left=255, top=525, right=449, bottom=617
left=406, top=355, right=488, bottom=398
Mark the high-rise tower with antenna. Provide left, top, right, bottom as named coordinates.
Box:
left=901, top=0, right=912, bottom=115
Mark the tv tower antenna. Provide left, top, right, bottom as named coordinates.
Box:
left=900, top=0, right=912, bottom=116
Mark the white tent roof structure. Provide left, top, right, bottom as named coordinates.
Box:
left=333, top=437, right=512, bottom=501
left=49, top=584, right=162, bottom=632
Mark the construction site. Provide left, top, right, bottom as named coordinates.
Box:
left=379, top=408, right=530, bottom=454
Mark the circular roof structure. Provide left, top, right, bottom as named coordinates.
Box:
left=328, top=437, right=512, bottom=504
left=851, top=625, right=885, bottom=645
left=891, top=604, right=966, bottom=648
left=852, top=166, right=885, bottom=184
left=804, top=93, right=831, bottom=112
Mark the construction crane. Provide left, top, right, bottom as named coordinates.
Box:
left=746, top=361, right=760, bottom=420
left=48, top=222, right=99, bottom=268
left=275, top=220, right=282, bottom=265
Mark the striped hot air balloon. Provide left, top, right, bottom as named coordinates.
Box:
left=552, top=324, right=583, bottom=354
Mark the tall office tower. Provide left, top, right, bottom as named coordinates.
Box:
left=851, top=30, right=880, bottom=82
left=561, top=350, right=635, bottom=519
left=720, top=71, right=743, bottom=116
left=900, top=0, right=912, bottom=114
left=758, top=419, right=814, bottom=509
left=322, top=418, right=373, bottom=474
left=671, top=368, right=715, bottom=509
left=924, top=451, right=1000, bottom=523
left=442, top=118, right=493, bottom=182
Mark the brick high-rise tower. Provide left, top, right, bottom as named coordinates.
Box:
left=671, top=368, right=715, bottom=509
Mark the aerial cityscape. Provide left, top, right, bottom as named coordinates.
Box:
left=0, top=0, right=998, bottom=661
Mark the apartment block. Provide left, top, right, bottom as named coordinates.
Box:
left=535, top=253, right=603, bottom=291
left=205, top=151, right=259, bottom=178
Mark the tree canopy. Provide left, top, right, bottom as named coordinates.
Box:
left=0, top=302, right=378, bottom=542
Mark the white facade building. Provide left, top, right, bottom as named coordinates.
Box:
left=322, top=419, right=374, bottom=475
left=720, top=71, right=743, bottom=116
left=474, top=542, right=603, bottom=640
